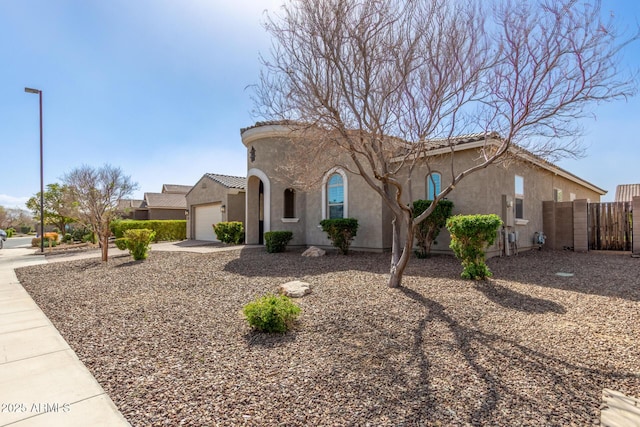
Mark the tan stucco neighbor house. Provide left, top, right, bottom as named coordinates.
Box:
left=186, top=173, right=246, bottom=241
left=241, top=122, right=605, bottom=255
left=118, top=184, right=192, bottom=220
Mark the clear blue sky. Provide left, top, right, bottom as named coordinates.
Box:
left=1, top=1, right=639, bottom=209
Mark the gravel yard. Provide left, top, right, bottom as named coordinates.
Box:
left=16, top=248, right=640, bottom=426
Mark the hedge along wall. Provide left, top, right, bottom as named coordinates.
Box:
left=111, top=220, right=186, bottom=242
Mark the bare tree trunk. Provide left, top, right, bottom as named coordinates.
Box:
left=101, top=233, right=109, bottom=262
left=388, top=214, right=414, bottom=288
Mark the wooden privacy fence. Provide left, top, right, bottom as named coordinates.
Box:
left=543, top=197, right=639, bottom=254
left=588, top=202, right=632, bottom=251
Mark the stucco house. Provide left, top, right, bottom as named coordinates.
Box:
left=186, top=173, right=246, bottom=241
left=240, top=122, right=605, bottom=255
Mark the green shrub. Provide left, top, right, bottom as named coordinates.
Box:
left=6, top=228, right=15, bottom=238
left=61, top=233, right=73, bottom=243
left=243, top=293, right=301, bottom=333
left=123, top=228, right=156, bottom=260
left=213, top=221, right=245, bottom=244
left=114, top=238, right=128, bottom=251
left=31, top=237, right=58, bottom=248
left=264, top=231, right=293, bottom=253
left=446, top=214, right=502, bottom=280
left=413, top=199, right=454, bottom=258
left=66, top=227, right=93, bottom=242
left=319, top=218, right=358, bottom=255
left=111, top=220, right=186, bottom=242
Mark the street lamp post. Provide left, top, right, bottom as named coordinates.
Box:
left=24, top=87, right=44, bottom=254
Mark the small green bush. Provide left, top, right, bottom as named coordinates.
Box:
left=20, top=226, right=32, bottom=234
left=446, top=214, right=502, bottom=280
left=31, top=237, right=58, bottom=248
left=213, top=221, right=245, bottom=244
left=264, top=231, right=293, bottom=253
left=413, top=199, right=454, bottom=258
left=61, top=233, right=73, bottom=243
left=123, top=228, right=156, bottom=260
left=320, top=218, right=358, bottom=255
left=243, top=293, right=301, bottom=333
left=114, top=238, right=128, bottom=251
left=6, top=228, right=15, bottom=238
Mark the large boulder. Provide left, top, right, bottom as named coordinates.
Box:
left=279, top=280, right=311, bottom=298
left=302, top=246, right=326, bottom=257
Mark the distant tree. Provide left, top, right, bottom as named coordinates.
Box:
left=62, top=164, right=138, bottom=262
left=255, top=0, right=638, bottom=287
left=0, top=206, right=7, bottom=229
left=26, top=183, right=76, bottom=236
left=4, top=208, right=35, bottom=231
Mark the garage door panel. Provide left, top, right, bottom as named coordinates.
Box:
left=195, top=203, right=222, bottom=241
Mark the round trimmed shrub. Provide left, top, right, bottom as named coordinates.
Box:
left=243, top=293, right=301, bottom=333
left=264, top=231, right=293, bottom=253
left=446, top=214, right=502, bottom=280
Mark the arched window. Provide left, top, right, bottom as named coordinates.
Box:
left=284, top=188, right=295, bottom=218
left=327, top=173, right=344, bottom=219
left=426, top=172, right=441, bottom=200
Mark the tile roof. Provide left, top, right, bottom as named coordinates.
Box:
left=204, top=173, right=246, bottom=189
left=614, top=184, right=640, bottom=202
left=117, top=199, right=145, bottom=210
left=144, top=192, right=187, bottom=209
left=162, top=184, right=193, bottom=194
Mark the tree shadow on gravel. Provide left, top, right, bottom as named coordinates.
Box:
left=475, top=280, right=566, bottom=314
left=114, top=259, right=145, bottom=268
left=399, top=286, right=499, bottom=425
left=223, top=248, right=390, bottom=278
left=395, top=284, right=639, bottom=425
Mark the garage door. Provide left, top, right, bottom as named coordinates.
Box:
left=195, top=203, right=222, bottom=241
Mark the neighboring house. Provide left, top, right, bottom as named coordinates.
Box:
left=118, top=184, right=192, bottom=220
left=117, top=199, right=146, bottom=220
left=240, top=122, right=605, bottom=255
left=614, top=184, right=640, bottom=202
left=186, top=173, right=246, bottom=241
left=141, top=192, right=189, bottom=220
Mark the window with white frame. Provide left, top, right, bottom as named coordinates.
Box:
left=570, top=192, right=576, bottom=201
left=327, top=173, right=344, bottom=219
left=426, top=172, right=441, bottom=200
left=515, top=175, right=524, bottom=219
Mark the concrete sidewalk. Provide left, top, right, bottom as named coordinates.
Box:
left=0, top=248, right=129, bottom=426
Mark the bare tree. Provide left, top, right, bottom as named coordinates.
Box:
left=254, top=0, right=637, bottom=287
left=63, top=164, right=137, bottom=262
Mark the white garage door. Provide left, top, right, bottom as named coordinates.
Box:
left=195, top=203, right=222, bottom=241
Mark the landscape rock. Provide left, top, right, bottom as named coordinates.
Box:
left=302, top=246, right=326, bottom=257
left=279, top=280, right=311, bottom=298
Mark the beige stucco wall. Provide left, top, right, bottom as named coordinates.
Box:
left=186, top=175, right=246, bottom=240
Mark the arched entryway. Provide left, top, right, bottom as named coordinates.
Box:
left=246, top=169, right=270, bottom=245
